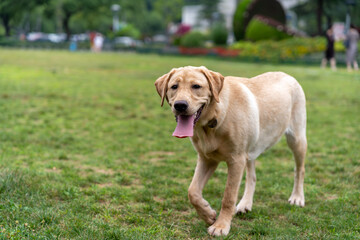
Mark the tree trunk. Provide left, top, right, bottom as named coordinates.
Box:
left=1, top=15, right=11, bottom=36
left=317, top=0, right=323, bottom=35
left=326, top=15, right=332, bottom=30
left=63, top=14, right=71, bottom=41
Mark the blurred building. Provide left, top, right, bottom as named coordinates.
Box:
left=182, top=0, right=309, bottom=42
left=182, top=0, right=237, bottom=38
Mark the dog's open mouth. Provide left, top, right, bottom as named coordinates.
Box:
left=173, top=105, right=205, bottom=138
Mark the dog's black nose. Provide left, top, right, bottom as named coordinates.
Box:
left=174, top=100, right=188, bottom=112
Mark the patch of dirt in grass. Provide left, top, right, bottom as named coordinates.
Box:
left=324, top=194, right=338, bottom=201
left=170, top=209, right=193, bottom=220
left=352, top=167, right=360, bottom=178
left=142, top=151, right=176, bottom=164
left=278, top=215, right=288, bottom=221
left=122, top=178, right=143, bottom=190
left=148, top=151, right=175, bottom=156
left=45, top=167, right=61, bottom=174
left=97, top=182, right=113, bottom=188
left=93, top=167, right=115, bottom=175
left=1, top=93, right=30, bottom=100
left=75, top=164, right=115, bottom=177
left=153, top=196, right=165, bottom=203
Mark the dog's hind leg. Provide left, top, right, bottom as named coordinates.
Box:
left=188, top=158, right=218, bottom=225
left=236, top=159, right=256, bottom=214
left=286, top=98, right=307, bottom=207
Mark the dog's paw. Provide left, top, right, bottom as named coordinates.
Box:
left=236, top=199, right=253, bottom=214
left=288, top=193, right=305, bottom=207
left=208, top=221, right=230, bottom=237
left=199, top=208, right=216, bottom=225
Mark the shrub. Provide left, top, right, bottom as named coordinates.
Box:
left=116, top=24, right=141, bottom=39
left=139, top=12, right=165, bottom=37
left=172, top=36, right=182, bottom=46
left=245, top=17, right=291, bottom=41
left=180, top=31, right=206, bottom=48
left=231, top=37, right=326, bottom=62
left=211, top=23, right=228, bottom=46
left=233, top=0, right=286, bottom=41
left=233, top=0, right=253, bottom=41
left=335, top=41, right=346, bottom=52
left=172, top=24, right=192, bottom=46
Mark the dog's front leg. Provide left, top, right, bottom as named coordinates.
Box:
left=188, top=158, right=218, bottom=225
left=208, top=155, right=246, bottom=236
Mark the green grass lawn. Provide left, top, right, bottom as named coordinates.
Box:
left=0, top=49, right=359, bottom=239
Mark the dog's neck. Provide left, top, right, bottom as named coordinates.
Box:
left=192, top=102, right=221, bottom=155
left=207, top=118, right=217, bottom=128
left=197, top=100, right=221, bottom=130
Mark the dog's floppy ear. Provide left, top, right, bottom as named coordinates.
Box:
left=155, top=68, right=177, bottom=107
left=200, top=66, right=224, bottom=103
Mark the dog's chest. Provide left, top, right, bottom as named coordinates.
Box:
left=191, top=128, right=230, bottom=161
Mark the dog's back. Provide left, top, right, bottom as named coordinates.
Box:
left=224, top=72, right=306, bottom=160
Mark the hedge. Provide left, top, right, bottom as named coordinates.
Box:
left=245, top=17, right=291, bottom=41
left=231, top=37, right=326, bottom=62
left=180, top=31, right=207, bottom=48
left=233, top=0, right=286, bottom=41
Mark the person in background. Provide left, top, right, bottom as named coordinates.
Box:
left=346, top=24, right=359, bottom=72
left=321, top=27, right=336, bottom=70
left=93, top=33, right=104, bottom=52
left=89, top=32, right=96, bottom=51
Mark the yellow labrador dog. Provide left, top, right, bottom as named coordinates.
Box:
left=155, top=66, right=307, bottom=236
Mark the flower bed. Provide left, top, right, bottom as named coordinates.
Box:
left=231, top=37, right=326, bottom=62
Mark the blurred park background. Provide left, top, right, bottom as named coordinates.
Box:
left=0, top=0, right=360, bottom=64
left=0, top=0, right=360, bottom=239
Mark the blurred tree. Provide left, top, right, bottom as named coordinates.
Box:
left=44, top=0, right=112, bottom=40
left=0, top=0, right=48, bottom=36
left=117, top=0, right=147, bottom=28
left=199, top=0, right=221, bottom=25
left=316, top=0, right=324, bottom=35
left=153, top=0, right=184, bottom=24
left=293, top=0, right=360, bottom=35
left=118, top=0, right=181, bottom=37
left=61, top=0, right=112, bottom=40
left=324, top=0, right=360, bottom=27
left=138, top=11, right=165, bottom=37
left=69, top=7, right=112, bottom=35
left=2, top=0, right=186, bottom=38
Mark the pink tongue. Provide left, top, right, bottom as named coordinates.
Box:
left=172, top=115, right=195, bottom=138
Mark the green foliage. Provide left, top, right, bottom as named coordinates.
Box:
left=293, top=0, right=360, bottom=36
left=1, top=0, right=185, bottom=38
left=69, top=7, right=112, bottom=34
left=138, top=11, right=165, bottom=37
left=43, top=0, right=114, bottom=39
left=233, top=0, right=252, bottom=40
left=245, top=17, right=291, bottom=41
left=199, top=0, right=222, bottom=23
left=0, top=0, right=48, bottom=36
left=115, top=24, right=141, bottom=39
left=180, top=31, right=206, bottom=48
left=233, top=0, right=286, bottom=41
left=153, top=0, right=184, bottom=24
left=335, top=40, right=346, bottom=52
left=232, top=37, right=326, bottom=62
left=0, top=38, right=90, bottom=49
left=172, top=36, right=182, bottom=46
left=211, top=23, right=228, bottom=46
left=0, top=49, right=360, bottom=239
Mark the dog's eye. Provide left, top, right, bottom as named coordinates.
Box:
left=171, top=84, right=178, bottom=90
left=192, top=84, right=201, bottom=89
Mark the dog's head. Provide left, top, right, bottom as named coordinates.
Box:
left=155, top=66, right=224, bottom=137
